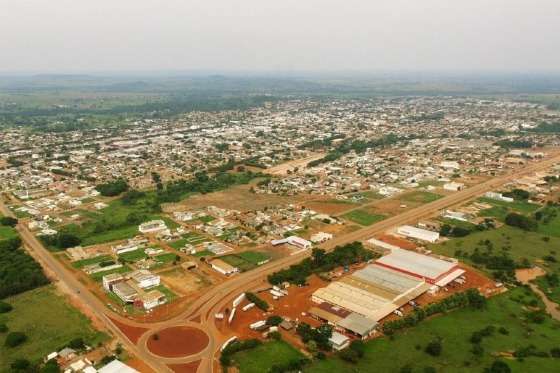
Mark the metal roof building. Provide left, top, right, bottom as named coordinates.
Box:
left=375, top=247, right=460, bottom=284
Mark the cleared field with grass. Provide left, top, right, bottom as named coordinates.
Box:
left=237, top=251, right=270, bottom=265
left=342, top=209, right=386, bottom=226
left=428, top=226, right=560, bottom=273
left=478, top=197, right=541, bottom=221
left=118, top=249, right=148, bottom=262
left=90, top=265, right=131, bottom=281
left=306, top=287, right=560, bottom=373
left=59, top=194, right=179, bottom=246
left=400, top=191, right=442, bottom=204
left=0, top=285, right=108, bottom=371
left=232, top=340, right=305, bottom=373
left=0, top=225, right=18, bottom=241
left=219, top=251, right=271, bottom=272
left=169, top=232, right=210, bottom=251
left=71, top=255, right=112, bottom=268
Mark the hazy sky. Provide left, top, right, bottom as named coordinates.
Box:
left=1, top=0, right=559, bottom=73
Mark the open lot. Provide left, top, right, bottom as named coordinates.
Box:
left=478, top=197, right=541, bottom=221
left=428, top=226, right=560, bottom=274
left=0, top=285, right=108, bottom=371
left=232, top=340, right=305, bottom=373
left=57, top=194, right=178, bottom=247
left=0, top=225, right=18, bottom=241
left=400, top=190, right=443, bottom=204
left=342, top=209, right=386, bottom=226
left=219, top=251, right=271, bottom=272
left=305, top=287, right=560, bottom=373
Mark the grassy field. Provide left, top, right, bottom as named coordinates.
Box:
left=400, top=191, right=442, bottom=204
left=71, top=255, right=112, bottom=268
left=90, top=265, right=131, bottom=281
left=59, top=195, right=179, bottom=246
left=169, top=232, right=210, bottom=251
left=0, top=225, right=18, bottom=241
left=118, top=249, right=148, bottom=262
left=428, top=226, right=560, bottom=273
left=342, top=209, right=385, bottom=226
left=220, top=254, right=257, bottom=272
left=232, top=340, right=305, bottom=373
left=306, top=287, right=560, bottom=373
left=478, top=197, right=541, bottom=221
left=192, top=249, right=215, bottom=257
left=0, top=285, right=108, bottom=371
left=237, top=251, right=270, bottom=265
left=534, top=275, right=560, bottom=304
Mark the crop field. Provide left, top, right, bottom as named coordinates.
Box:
left=428, top=226, right=560, bottom=273
left=0, top=286, right=108, bottom=371
left=342, top=209, right=386, bottom=226
left=232, top=340, right=305, bottom=373
left=305, top=287, right=560, bottom=373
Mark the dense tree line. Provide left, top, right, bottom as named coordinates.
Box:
left=528, top=121, right=560, bottom=133
left=95, top=179, right=129, bottom=197
left=0, top=236, right=49, bottom=299
left=268, top=242, right=375, bottom=285
left=41, top=232, right=82, bottom=250
left=503, top=188, right=530, bottom=201
left=245, top=292, right=269, bottom=311
left=296, top=323, right=333, bottom=351
left=495, top=139, right=533, bottom=149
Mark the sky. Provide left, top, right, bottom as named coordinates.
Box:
left=1, top=0, right=559, bottom=73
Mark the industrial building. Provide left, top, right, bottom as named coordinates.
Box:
left=375, top=247, right=463, bottom=285
left=396, top=225, right=440, bottom=243
left=312, top=264, right=430, bottom=324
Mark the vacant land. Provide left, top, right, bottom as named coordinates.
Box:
left=232, top=340, right=305, bottom=373
left=478, top=197, right=540, bottom=221
left=429, top=226, right=560, bottom=273
left=0, top=286, right=108, bottom=371
left=59, top=195, right=178, bottom=246
left=0, top=225, right=18, bottom=241
left=306, top=287, right=560, bottom=373
left=220, top=251, right=270, bottom=272
left=342, top=209, right=386, bottom=226
left=400, top=190, right=442, bottom=204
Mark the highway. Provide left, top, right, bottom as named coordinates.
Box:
left=4, top=152, right=560, bottom=373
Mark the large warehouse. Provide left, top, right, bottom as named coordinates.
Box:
left=312, top=264, right=431, bottom=322
left=375, top=247, right=464, bottom=285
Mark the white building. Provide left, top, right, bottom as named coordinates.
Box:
left=396, top=225, right=440, bottom=243
left=443, top=182, right=464, bottom=192
left=329, top=331, right=350, bottom=351
left=485, top=191, right=514, bottom=203
left=129, top=270, right=160, bottom=289
left=286, top=236, right=312, bottom=249
left=138, top=219, right=168, bottom=234
left=211, top=259, right=239, bottom=275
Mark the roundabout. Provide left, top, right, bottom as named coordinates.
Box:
left=146, top=325, right=210, bottom=359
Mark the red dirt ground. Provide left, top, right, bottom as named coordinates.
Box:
left=218, top=275, right=327, bottom=340
left=147, top=326, right=209, bottom=358
left=376, top=234, right=418, bottom=250
left=127, top=358, right=155, bottom=373
left=168, top=361, right=201, bottom=373
left=109, top=317, right=148, bottom=344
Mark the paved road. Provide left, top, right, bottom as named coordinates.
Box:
left=5, top=152, right=560, bottom=373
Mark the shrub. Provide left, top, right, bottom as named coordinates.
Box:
left=425, top=339, right=442, bottom=356
left=0, top=323, right=8, bottom=333
left=266, top=315, right=283, bottom=326
left=10, top=359, right=30, bottom=371
left=0, top=216, right=18, bottom=227
left=0, top=300, right=13, bottom=313
left=5, top=331, right=27, bottom=347
left=489, top=360, right=511, bottom=373
left=245, top=292, right=269, bottom=311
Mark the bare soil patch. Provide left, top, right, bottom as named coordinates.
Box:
left=147, top=326, right=209, bottom=358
